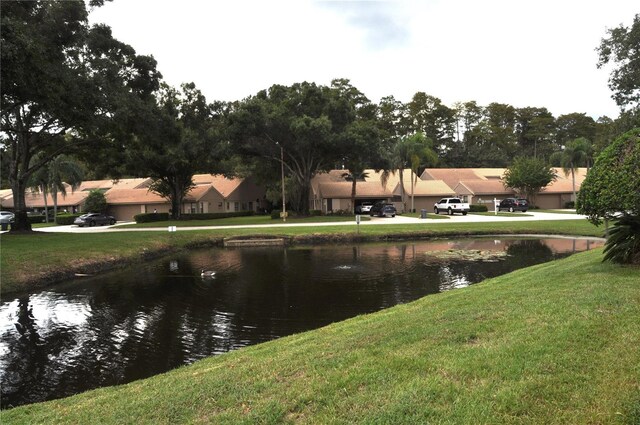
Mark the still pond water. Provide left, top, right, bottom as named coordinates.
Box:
left=0, top=237, right=602, bottom=408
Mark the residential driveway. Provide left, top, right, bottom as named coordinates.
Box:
left=25, top=211, right=589, bottom=234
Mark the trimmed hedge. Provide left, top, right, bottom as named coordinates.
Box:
left=271, top=210, right=281, bottom=219
left=134, top=213, right=170, bottom=223
left=469, top=204, right=489, bottom=213
left=27, top=215, right=46, bottom=224
left=55, top=214, right=82, bottom=225
left=180, top=211, right=254, bottom=221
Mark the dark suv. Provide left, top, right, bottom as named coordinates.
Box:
left=370, top=202, right=396, bottom=217
left=498, top=198, right=529, bottom=212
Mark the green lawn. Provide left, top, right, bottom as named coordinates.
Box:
left=4, top=249, right=639, bottom=424
left=120, top=214, right=369, bottom=228
left=0, top=220, right=605, bottom=295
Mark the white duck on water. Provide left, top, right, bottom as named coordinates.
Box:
left=200, top=270, right=216, bottom=278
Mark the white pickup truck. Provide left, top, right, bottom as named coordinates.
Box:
left=434, top=198, right=470, bottom=215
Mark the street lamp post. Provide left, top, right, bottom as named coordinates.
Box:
left=280, top=145, right=286, bottom=222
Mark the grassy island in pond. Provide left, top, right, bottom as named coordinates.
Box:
left=3, top=248, right=639, bottom=424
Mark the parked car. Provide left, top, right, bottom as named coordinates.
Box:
left=356, top=202, right=374, bottom=214
left=381, top=204, right=397, bottom=218
left=370, top=202, right=396, bottom=217
left=0, top=211, right=15, bottom=224
left=434, top=198, right=470, bottom=215
left=74, top=213, right=116, bottom=227
left=498, top=198, right=529, bottom=212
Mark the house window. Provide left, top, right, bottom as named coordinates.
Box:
left=248, top=201, right=253, bottom=211
left=226, top=202, right=230, bottom=211
left=234, top=202, right=239, bottom=212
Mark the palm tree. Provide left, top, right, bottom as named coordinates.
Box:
left=47, top=155, right=84, bottom=219
left=381, top=133, right=438, bottom=213
left=406, top=133, right=438, bottom=213
left=551, top=137, right=590, bottom=204
left=28, top=155, right=84, bottom=222
left=342, top=167, right=369, bottom=214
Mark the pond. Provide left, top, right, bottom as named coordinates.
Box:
left=0, top=236, right=602, bottom=408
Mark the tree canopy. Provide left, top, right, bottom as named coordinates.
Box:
left=228, top=80, right=374, bottom=214
left=1, top=0, right=161, bottom=230
left=502, top=157, right=556, bottom=206
left=123, top=83, right=226, bottom=219
left=577, top=129, right=640, bottom=225
left=597, top=14, right=640, bottom=112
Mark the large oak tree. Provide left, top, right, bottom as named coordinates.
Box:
left=1, top=0, right=160, bottom=231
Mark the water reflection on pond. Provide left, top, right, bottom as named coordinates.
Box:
left=0, top=237, right=602, bottom=408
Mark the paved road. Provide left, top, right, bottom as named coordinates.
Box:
left=26, top=211, right=589, bottom=234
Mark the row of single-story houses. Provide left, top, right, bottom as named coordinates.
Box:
left=0, top=174, right=268, bottom=221
left=0, top=168, right=587, bottom=220
left=311, top=167, right=587, bottom=213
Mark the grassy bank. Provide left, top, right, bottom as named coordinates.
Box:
left=4, top=249, right=639, bottom=424
left=0, top=220, right=604, bottom=295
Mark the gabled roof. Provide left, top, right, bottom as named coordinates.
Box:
left=77, top=178, right=152, bottom=191
left=318, top=181, right=391, bottom=199
left=192, top=174, right=243, bottom=198
left=105, top=184, right=219, bottom=205
left=184, top=185, right=217, bottom=202
left=471, top=168, right=506, bottom=180
left=105, top=188, right=166, bottom=205
left=454, top=180, right=513, bottom=196
left=552, top=167, right=588, bottom=184
left=394, top=180, right=456, bottom=197
left=542, top=179, right=579, bottom=193
left=20, top=190, right=90, bottom=208
left=363, top=169, right=415, bottom=190
left=421, top=168, right=486, bottom=189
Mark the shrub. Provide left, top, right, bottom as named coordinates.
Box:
left=327, top=209, right=353, bottom=216
left=564, top=201, right=575, bottom=209
left=84, top=190, right=108, bottom=213
left=603, top=214, right=640, bottom=264
left=27, top=214, right=45, bottom=224
left=310, top=209, right=322, bottom=216
left=271, top=210, right=281, bottom=219
left=134, top=213, right=170, bottom=223
left=469, top=204, right=488, bottom=213
left=180, top=211, right=254, bottom=220
left=55, top=214, right=82, bottom=225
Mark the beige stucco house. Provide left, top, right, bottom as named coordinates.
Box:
left=1, top=175, right=267, bottom=221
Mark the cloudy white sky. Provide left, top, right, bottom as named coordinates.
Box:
left=89, top=1, right=638, bottom=120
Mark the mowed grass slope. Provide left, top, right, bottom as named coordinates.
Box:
left=5, top=249, right=639, bottom=424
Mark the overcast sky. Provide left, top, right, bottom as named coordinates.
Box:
left=89, top=1, right=638, bottom=120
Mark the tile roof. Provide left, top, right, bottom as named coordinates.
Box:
left=454, top=180, right=513, bottom=195
left=318, top=181, right=391, bottom=198
left=105, top=188, right=166, bottom=205
left=363, top=169, right=415, bottom=189
left=19, top=190, right=90, bottom=208
left=395, top=180, right=456, bottom=196
left=421, top=168, right=486, bottom=189
left=192, top=174, right=243, bottom=197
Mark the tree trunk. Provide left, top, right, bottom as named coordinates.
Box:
left=571, top=167, right=576, bottom=204
left=350, top=178, right=357, bottom=214
left=41, top=184, right=50, bottom=224
left=10, top=179, right=33, bottom=232
left=398, top=169, right=406, bottom=213
left=52, top=189, right=58, bottom=222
